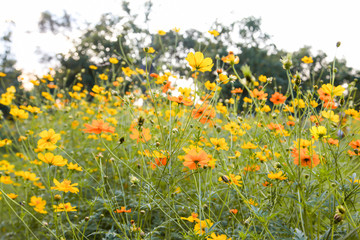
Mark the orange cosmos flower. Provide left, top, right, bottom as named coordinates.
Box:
left=167, top=95, right=193, bottom=106
left=129, top=128, right=151, bottom=143
left=83, top=120, right=115, bottom=134
left=292, top=148, right=320, bottom=168
left=192, top=104, right=216, bottom=124
left=221, top=51, right=239, bottom=65
left=114, top=206, right=131, bottom=213
left=323, top=100, right=337, bottom=109
left=327, top=138, right=339, bottom=146
left=287, top=121, right=295, bottom=126
left=349, top=140, right=360, bottom=149
left=317, top=88, right=331, bottom=102
left=267, top=123, right=284, bottom=131
left=183, top=149, right=209, bottom=170
left=229, top=209, right=238, bottom=214
left=262, top=181, right=273, bottom=187
left=270, top=92, right=287, bottom=105
left=200, top=94, right=214, bottom=101
left=243, top=164, right=260, bottom=172
left=250, top=89, right=268, bottom=100
left=231, top=88, right=243, bottom=94
left=161, top=81, right=175, bottom=93
left=149, top=157, right=167, bottom=170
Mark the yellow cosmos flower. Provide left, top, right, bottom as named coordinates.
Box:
left=29, top=196, right=47, bottom=214
left=42, top=92, right=54, bottom=101
left=158, top=30, right=166, bottom=35
left=10, top=107, right=29, bottom=120
left=210, top=138, right=229, bottom=151
left=109, top=57, right=119, bottom=64
left=243, top=97, right=252, bottom=103
left=268, top=171, right=287, bottom=180
left=0, top=139, right=12, bottom=147
left=310, top=126, right=328, bottom=140
left=38, top=152, right=67, bottom=166
left=301, top=56, right=313, bottom=64
left=245, top=198, right=258, bottom=206
left=218, top=174, right=242, bottom=186
left=144, top=47, right=155, bottom=53
left=194, top=219, right=213, bottom=235
left=67, top=162, right=83, bottom=171
left=185, top=52, right=213, bottom=72
left=208, top=30, right=220, bottom=37
left=178, top=87, right=191, bottom=97
left=99, top=73, right=108, bottom=80
left=7, top=193, right=18, bottom=200
left=15, top=171, right=39, bottom=181
left=51, top=179, right=79, bottom=194
left=53, top=202, right=77, bottom=212
left=291, top=99, right=306, bottom=108
left=89, top=65, right=98, bottom=70
left=205, top=81, right=217, bottom=91
left=258, top=75, right=267, bottom=82
left=122, top=67, right=136, bottom=77
left=310, top=100, right=318, bottom=108
left=344, top=109, right=359, bottom=118
left=217, top=73, right=229, bottom=84
left=241, top=142, right=257, bottom=149
left=321, top=84, right=345, bottom=97
left=180, top=212, right=199, bottom=223
left=37, top=129, right=61, bottom=151
left=321, top=110, right=339, bottom=123
left=0, top=72, right=6, bottom=77
left=0, top=176, right=14, bottom=184
left=207, top=233, right=232, bottom=240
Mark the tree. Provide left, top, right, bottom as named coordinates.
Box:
left=0, top=21, right=22, bottom=92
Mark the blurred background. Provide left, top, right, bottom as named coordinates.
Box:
left=1, top=0, right=359, bottom=92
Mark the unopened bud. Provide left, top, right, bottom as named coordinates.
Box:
left=54, top=194, right=61, bottom=201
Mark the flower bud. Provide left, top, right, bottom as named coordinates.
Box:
left=54, top=194, right=61, bottom=201
left=280, top=54, right=293, bottom=70
left=130, top=175, right=140, bottom=185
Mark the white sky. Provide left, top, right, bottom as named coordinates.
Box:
left=1, top=0, right=360, bottom=77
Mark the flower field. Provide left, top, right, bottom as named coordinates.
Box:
left=0, top=33, right=360, bottom=239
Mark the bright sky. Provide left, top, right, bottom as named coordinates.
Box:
left=1, top=0, right=360, bottom=77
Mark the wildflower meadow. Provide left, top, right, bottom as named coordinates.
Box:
left=1, top=24, right=360, bottom=240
